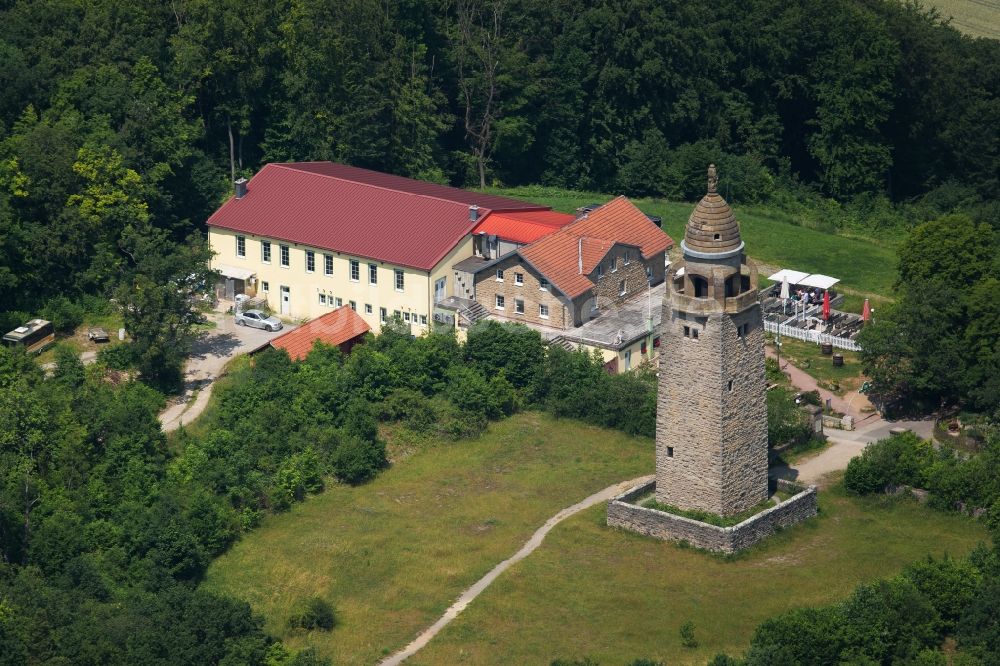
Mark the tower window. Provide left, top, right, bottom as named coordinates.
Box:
left=714, top=233, right=721, bottom=240
left=667, top=446, right=674, bottom=458
left=692, top=328, right=699, bottom=339
left=728, top=380, right=734, bottom=391
left=683, top=325, right=690, bottom=337
left=692, top=275, right=709, bottom=298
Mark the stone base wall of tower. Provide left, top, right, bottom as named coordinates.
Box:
left=607, top=479, right=817, bottom=554
left=655, top=296, right=769, bottom=516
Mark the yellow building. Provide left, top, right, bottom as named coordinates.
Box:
left=207, top=162, right=548, bottom=333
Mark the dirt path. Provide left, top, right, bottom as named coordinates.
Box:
left=765, top=347, right=873, bottom=419
left=159, top=311, right=291, bottom=432
left=378, top=475, right=655, bottom=666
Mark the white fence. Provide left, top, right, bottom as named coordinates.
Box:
left=764, top=320, right=861, bottom=352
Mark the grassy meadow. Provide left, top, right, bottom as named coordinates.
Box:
left=204, top=413, right=986, bottom=665
left=414, top=484, right=986, bottom=665
left=926, top=0, right=1000, bottom=39
left=487, top=186, right=898, bottom=306
left=202, top=412, right=652, bottom=664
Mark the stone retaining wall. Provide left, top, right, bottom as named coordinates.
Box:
left=607, top=479, right=817, bottom=553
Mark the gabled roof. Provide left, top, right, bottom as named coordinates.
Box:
left=473, top=209, right=576, bottom=244
left=207, top=162, right=546, bottom=271
left=269, top=307, right=370, bottom=361
left=516, top=197, right=673, bottom=298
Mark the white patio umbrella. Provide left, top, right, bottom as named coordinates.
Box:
left=780, top=276, right=790, bottom=315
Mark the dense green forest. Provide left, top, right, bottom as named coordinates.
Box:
left=2, top=0, right=999, bottom=318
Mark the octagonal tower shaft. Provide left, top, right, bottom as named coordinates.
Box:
left=654, top=166, right=769, bottom=517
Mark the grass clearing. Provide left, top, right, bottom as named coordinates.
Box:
left=924, top=0, right=1000, bottom=39
left=202, top=412, right=652, bottom=664
left=486, top=186, right=898, bottom=299
left=769, top=336, right=865, bottom=395
left=415, top=484, right=986, bottom=665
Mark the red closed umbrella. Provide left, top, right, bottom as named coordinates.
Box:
left=822, top=290, right=831, bottom=321
left=862, top=298, right=871, bottom=323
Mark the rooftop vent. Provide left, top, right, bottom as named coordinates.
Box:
left=234, top=178, right=248, bottom=199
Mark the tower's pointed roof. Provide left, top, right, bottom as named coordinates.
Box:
left=682, top=164, right=743, bottom=256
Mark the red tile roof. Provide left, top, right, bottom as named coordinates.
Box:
left=269, top=307, right=370, bottom=360
left=473, top=209, right=576, bottom=244
left=207, top=162, right=546, bottom=271
left=518, top=197, right=673, bottom=298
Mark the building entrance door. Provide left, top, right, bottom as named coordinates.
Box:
left=280, top=286, right=290, bottom=315
left=434, top=277, right=446, bottom=303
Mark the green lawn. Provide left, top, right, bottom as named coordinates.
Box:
left=202, top=412, right=652, bottom=664
left=204, top=411, right=986, bottom=666
left=769, top=336, right=865, bottom=394
left=414, top=484, right=986, bottom=665
left=487, top=186, right=898, bottom=300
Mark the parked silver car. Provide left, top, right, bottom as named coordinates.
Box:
left=235, top=309, right=283, bottom=332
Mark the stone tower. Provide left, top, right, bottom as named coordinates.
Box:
left=655, top=165, right=768, bottom=517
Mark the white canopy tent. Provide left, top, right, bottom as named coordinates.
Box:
left=797, top=273, right=840, bottom=290
left=767, top=269, right=810, bottom=284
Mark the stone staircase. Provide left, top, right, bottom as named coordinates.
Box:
left=459, top=300, right=489, bottom=325
left=548, top=335, right=577, bottom=351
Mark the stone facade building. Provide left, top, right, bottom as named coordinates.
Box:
left=655, top=165, right=769, bottom=516
left=469, top=197, right=672, bottom=329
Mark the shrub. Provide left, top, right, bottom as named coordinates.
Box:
left=380, top=388, right=435, bottom=430
left=41, top=296, right=85, bottom=334
left=679, top=620, right=698, bottom=648
left=844, top=432, right=934, bottom=495
left=287, top=596, right=335, bottom=631
left=767, top=387, right=811, bottom=447
left=97, top=342, right=136, bottom=370
left=331, top=436, right=386, bottom=485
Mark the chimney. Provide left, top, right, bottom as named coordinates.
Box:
left=578, top=237, right=583, bottom=274
left=234, top=178, right=248, bottom=199
left=469, top=205, right=480, bottom=222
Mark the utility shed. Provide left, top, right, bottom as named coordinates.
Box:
left=268, top=307, right=371, bottom=360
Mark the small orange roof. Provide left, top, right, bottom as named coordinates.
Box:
left=518, top=197, right=673, bottom=298
left=473, top=209, right=575, bottom=244
left=269, top=307, right=370, bottom=360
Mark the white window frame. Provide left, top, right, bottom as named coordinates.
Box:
left=539, top=303, right=549, bottom=319
left=369, top=263, right=378, bottom=285
left=394, top=269, right=404, bottom=292
left=349, top=300, right=356, bottom=311
left=514, top=272, right=524, bottom=286
left=319, top=293, right=327, bottom=305
left=280, top=244, right=290, bottom=267
left=261, top=240, right=271, bottom=264
left=236, top=235, right=246, bottom=258
left=495, top=294, right=505, bottom=310
left=540, top=279, right=550, bottom=291
left=261, top=281, right=269, bottom=293
left=324, top=254, right=333, bottom=276
left=365, top=303, right=373, bottom=314
left=515, top=298, right=524, bottom=315
left=597, top=263, right=604, bottom=279
left=305, top=250, right=315, bottom=273
left=380, top=307, right=387, bottom=323
left=496, top=268, right=504, bottom=282
left=335, top=297, right=343, bottom=307
left=350, top=259, right=360, bottom=282
left=619, top=279, right=627, bottom=297
left=610, top=256, right=618, bottom=273
left=624, top=250, right=631, bottom=265
left=403, top=312, right=410, bottom=322
left=420, top=314, right=427, bottom=325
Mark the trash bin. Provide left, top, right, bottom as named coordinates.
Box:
left=832, top=353, right=844, bottom=367
left=821, top=343, right=833, bottom=355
